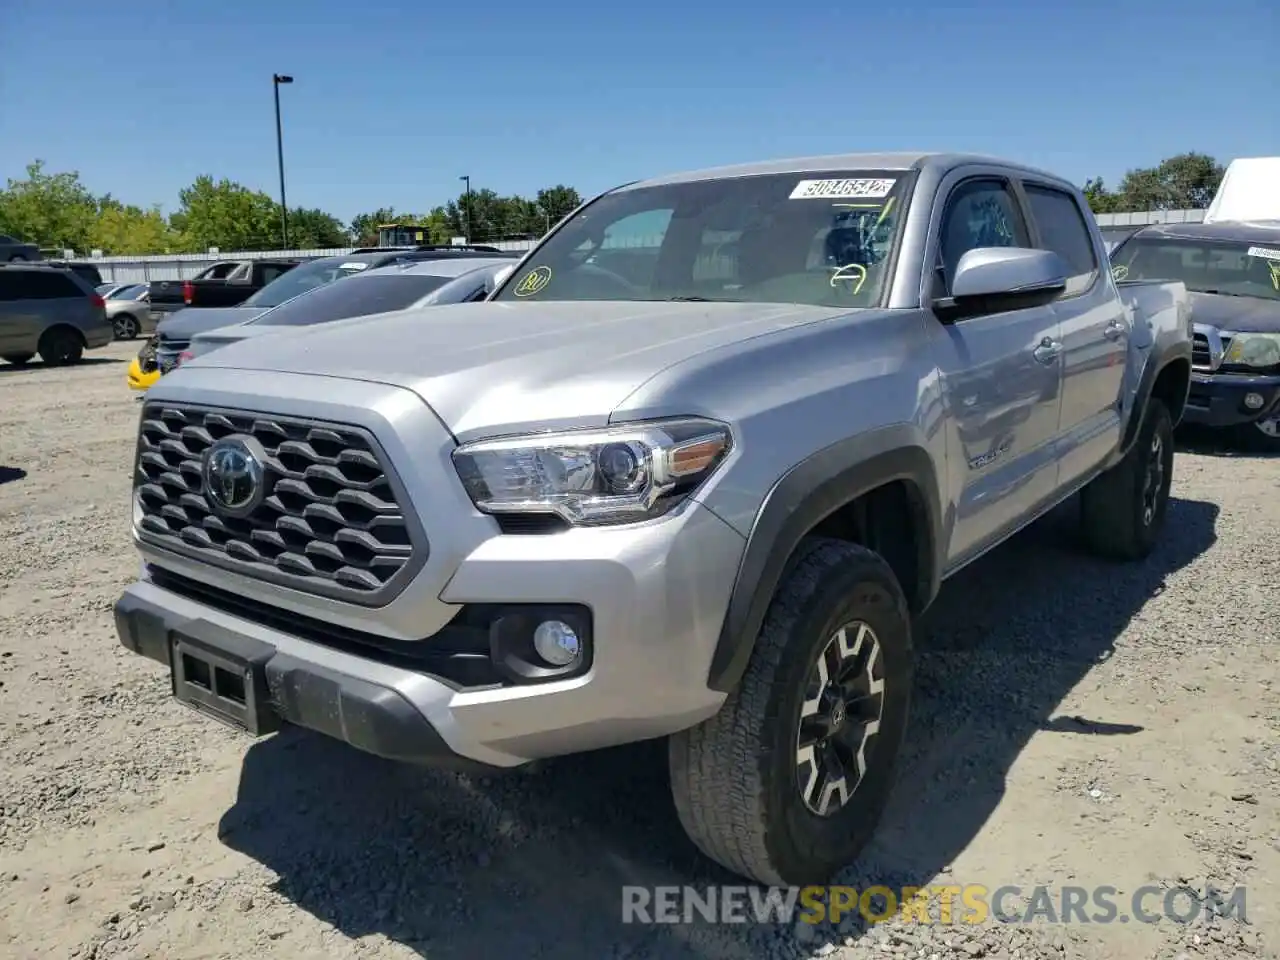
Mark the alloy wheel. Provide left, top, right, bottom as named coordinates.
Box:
left=795, top=621, right=886, bottom=817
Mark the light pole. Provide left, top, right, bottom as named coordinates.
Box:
left=273, top=74, right=293, bottom=248
left=459, top=174, right=472, bottom=243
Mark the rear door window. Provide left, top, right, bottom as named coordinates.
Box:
left=1022, top=183, right=1098, bottom=295
left=0, top=270, right=82, bottom=300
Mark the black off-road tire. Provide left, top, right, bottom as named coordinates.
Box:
left=37, top=327, right=84, bottom=366
left=669, top=538, right=914, bottom=886
left=1080, top=398, right=1174, bottom=561
left=2, top=353, right=34, bottom=365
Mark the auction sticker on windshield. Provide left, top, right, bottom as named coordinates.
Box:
left=790, top=179, right=896, bottom=200
left=514, top=265, right=552, bottom=297
left=1247, top=246, right=1280, bottom=262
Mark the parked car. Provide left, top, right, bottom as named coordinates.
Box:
left=1110, top=220, right=1280, bottom=450
left=0, top=235, right=42, bottom=262
left=98, top=282, right=133, bottom=298
left=178, top=259, right=516, bottom=365
left=115, top=151, right=1191, bottom=886
left=146, top=258, right=303, bottom=324
left=134, top=248, right=521, bottom=387
left=0, top=263, right=114, bottom=365
left=104, top=283, right=152, bottom=340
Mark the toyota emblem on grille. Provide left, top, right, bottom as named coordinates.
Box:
left=202, top=437, right=266, bottom=516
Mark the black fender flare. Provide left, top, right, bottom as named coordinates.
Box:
left=706, top=430, right=944, bottom=693
left=1118, top=340, right=1192, bottom=459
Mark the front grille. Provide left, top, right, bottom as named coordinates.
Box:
left=134, top=402, right=425, bottom=604
left=1192, top=334, right=1211, bottom=369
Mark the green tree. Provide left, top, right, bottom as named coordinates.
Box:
left=0, top=160, right=100, bottom=252
left=534, top=185, right=583, bottom=228
left=1115, top=153, right=1225, bottom=211
left=288, top=207, right=348, bottom=248
left=173, top=175, right=279, bottom=251
left=92, top=199, right=174, bottom=254
left=1082, top=177, right=1120, bottom=214
left=348, top=207, right=401, bottom=245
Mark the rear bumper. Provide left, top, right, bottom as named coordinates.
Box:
left=1182, top=371, right=1280, bottom=428
left=84, top=324, right=115, bottom=349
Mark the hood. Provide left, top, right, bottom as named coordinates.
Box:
left=1191, top=292, right=1280, bottom=333
left=157, top=306, right=269, bottom=341
left=189, top=299, right=852, bottom=439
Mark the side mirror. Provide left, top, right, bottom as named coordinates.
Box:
left=935, top=247, right=1068, bottom=322
left=486, top=264, right=516, bottom=294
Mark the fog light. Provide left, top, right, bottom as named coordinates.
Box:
left=1244, top=392, right=1265, bottom=410
left=532, top=620, right=581, bottom=666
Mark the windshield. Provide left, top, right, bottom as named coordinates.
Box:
left=252, top=273, right=453, bottom=327
left=113, top=283, right=146, bottom=300
left=1111, top=237, right=1280, bottom=301
left=242, top=258, right=371, bottom=308
left=492, top=170, right=912, bottom=307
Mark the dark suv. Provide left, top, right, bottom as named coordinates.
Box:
left=0, top=265, right=115, bottom=366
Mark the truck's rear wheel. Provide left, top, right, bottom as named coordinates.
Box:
left=669, top=538, right=913, bottom=886
left=1080, top=397, right=1174, bottom=561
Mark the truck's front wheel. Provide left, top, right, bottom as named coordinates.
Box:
left=669, top=538, right=913, bottom=886
left=1080, top=397, right=1174, bottom=560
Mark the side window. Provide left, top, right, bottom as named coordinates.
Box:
left=1023, top=184, right=1098, bottom=295
left=204, top=263, right=239, bottom=280
left=938, top=179, right=1029, bottom=292
left=2, top=271, right=79, bottom=300
left=257, top=265, right=287, bottom=285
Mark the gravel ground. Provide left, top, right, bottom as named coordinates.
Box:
left=0, top=342, right=1277, bottom=960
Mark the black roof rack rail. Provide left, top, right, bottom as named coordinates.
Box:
left=412, top=243, right=503, bottom=253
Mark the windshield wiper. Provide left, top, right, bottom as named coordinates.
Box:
left=664, top=296, right=717, bottom=302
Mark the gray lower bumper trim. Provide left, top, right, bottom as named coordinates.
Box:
left=113, top=589, right=500, bottom=772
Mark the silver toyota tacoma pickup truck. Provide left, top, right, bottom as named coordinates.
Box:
left=115, top=152, right=1192, bottom=887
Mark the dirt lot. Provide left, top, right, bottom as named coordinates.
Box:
left=0, top=341, right=1277, bottom=960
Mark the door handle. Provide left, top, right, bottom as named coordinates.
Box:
left=1032, top=337, right=1062, bottom=365
left=1103, top=320, right=1126, bottom=341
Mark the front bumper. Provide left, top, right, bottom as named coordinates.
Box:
left=118, top=370, right=747, bottom=766
left=1182, top=371, right=1280, bottom=428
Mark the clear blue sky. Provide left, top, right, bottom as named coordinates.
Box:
left=1, top=0, right=1274, bottom=224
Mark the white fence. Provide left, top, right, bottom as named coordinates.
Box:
left=83, top=209, right=1205, bottom=283
left=88, top=239, right=540, bottom=283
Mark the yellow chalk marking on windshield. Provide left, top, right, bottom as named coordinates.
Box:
left=830, top=263, right=867, bottom=294
left=874, top=196, right=896, bottom=228
left=514, top=265, right=552, bottom=297
left=1269, top=262, right=1280, bottom=291
left=1112, top=265, right=1129, bottom=281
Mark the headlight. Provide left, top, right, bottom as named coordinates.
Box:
left=1224, top=333, right=1280, bottom=369
left=452, top=417, right=732, bottom=526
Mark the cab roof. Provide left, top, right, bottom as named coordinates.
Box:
left=624, top=152, right=1070, bottom=190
